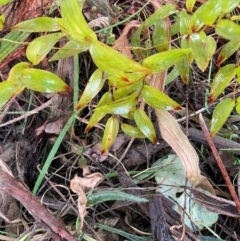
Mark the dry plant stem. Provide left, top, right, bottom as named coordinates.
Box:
left=0, top=169, right=76, bottom=241
left=199, top=113, right=240, bottom=214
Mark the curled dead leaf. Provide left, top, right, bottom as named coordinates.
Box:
left=156, top=109, right=201, bottom=186
left=70, top=167, right=103, bottom=230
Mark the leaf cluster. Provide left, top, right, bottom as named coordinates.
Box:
left=1, top=0, right=240, bottom=152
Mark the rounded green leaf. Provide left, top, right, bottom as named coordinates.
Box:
left=210, top=98, right=235, bottom=137
left=217, top=41, right=240, bottom=66
left=96, top=94, right=137, bottom=115
left=26, top=33, right=65, bottom=65
left=101, top=117, right=119, bottom=155
left=49, top=40, right=88, bottom=62
left=0, top=80, right=24, bottom=109
left=90, top=40, right=150, bottom=81
left=143, top=49, right=191, bottom=74
left=134, top=109, right=157, bottom=144
left=76, top=69, right=107, bottom=110
left=121, top=124, right=145, bottom=139
left=216, top=20, right=240, bottom=42
left=141, top=85, right=182, bottom=110
left=189, top=32, right=216, bottom=72
left=209, top=64, right=236, bottom=103
left=21, top=68, right=70, bottom=93
left=12, top=17, right=61, bottom=32
left=7, top=62, right=30, bottom=81
left=221, top=0, right=240, bottom=14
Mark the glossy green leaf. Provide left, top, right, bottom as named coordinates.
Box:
left=121, top=124, right=145, bottom=138
left=141, top=85, right=182, bottom=110
left=0, top=80, right=24, bottom=109
left=26, top=33, right=65, bottom=65
left=236, top=97, right=240, bottom=114
left=12, top=17, right=61, bottom=32
left=90, top=40, right=150, bottom=80
left=190, top=0, right=223, bottom=32
left=21, top=68, right=70, bottom=93
left=101, top=116, right=119, bottom=154
left=179, top=10, right=192, bottom=35
left=209, top=64, right=236, bottom=103
left=113, top=82, right=142, bottom=101
left=96, top=94, right=137, bottom=115
left=175, top=53, right=193, bottom=84
left=84, top=110, right=107, bottom=133
left=143, top=49, right=191, bottom=74
left=189, top=32, right=216, bottom=72
left=108, top=72, right=146, bottom=88
left=152, top=19, right=170, bottom=52
left=144, top=4, right=178, bottom=27
left=210, top=98, right=235, bottom=137
left=59, top=0, right=97, bottom=45
left=97, top=92, right=113, bottom=107
left=76, top=69, right=107, bottom=110
left=7, top=62, right=30, bottom=81
left=216, top=20, right=240, bottom=42
left=217, top=41, right=240, bottom=66
left=87, top=190, right=148, bottom=206
left=134, top=109, right=157, bottom=144
left=49, top=40, right=88, bottom=61
left=186, top=0, right=196, bottom=12
left=221, top=0, right=240, bottom=14
left=235, top=66, right=240, bottom=84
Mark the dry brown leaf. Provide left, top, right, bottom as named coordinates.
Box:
left=156, top=109, right=201, bottom=186
left=113, top=20, right=141, bottom=59
left=88, top=17, right=109, bottom=29
left=70, top=168, right=103, bottom=230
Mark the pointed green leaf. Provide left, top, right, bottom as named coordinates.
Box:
left=189, top=32, right=216, bottom=72
left=26, top=33, right=65, bottom=65
left=186, top=0, right=196, bottom=12
left=101, top=117, right=119, bottom=155
left=216, top=20, right=240, bottom=42
left=175, top=54, right=193, bottom=84
left=49, top=40, right=88, bottom=61
left=210, top=98, right=235, bottom=137
left=113, top=82, right=142, bottom=101
left=145, top=4, right=178, bottom=27
left=0, top=80, right=24, bottom=109
left=121, top=124, right=145, bottom=138
left=97, top=92, right=113, bottom=107
left=179, top=10, right=192, bottom=35
left=21, top=68, right=70, bottom=93
left=143, top=49, right=191, bottom=74
left=90, top=40, right=150, bottom=80
left=190, top=0, right=223, bottom=32
left=96, top=94, right=137, bottom=115
left=221, top=0, right=240, bottom=14
left=84, top=110, right=107, bottom=133
left=76, top=69, right=107, bottom=110
left=209, top=64, right=236, bottom=103
left=59, top=0, right=97, bottom=45
left=141, top=85, right=182, bottom=110
left=217, top=41, right=240, bottom=66
left=12, top=17, right=61, bottom=32
left=134, top=109, right=157, bottom=144
left=152, top=19, right=170, bottom=52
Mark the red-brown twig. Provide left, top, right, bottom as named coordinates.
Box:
left=199, top=113, right=240, bottom=214
left=0, top=168, right=76, bottom=241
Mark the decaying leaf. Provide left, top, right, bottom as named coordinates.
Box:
left=155, top=109, right=201, bottom=186
left=70, top=166, right=103, bottom=230
left=113, top=20, right=140, bottom=59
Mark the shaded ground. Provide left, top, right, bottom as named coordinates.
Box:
left=0, top=0, right=240, bottom=240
